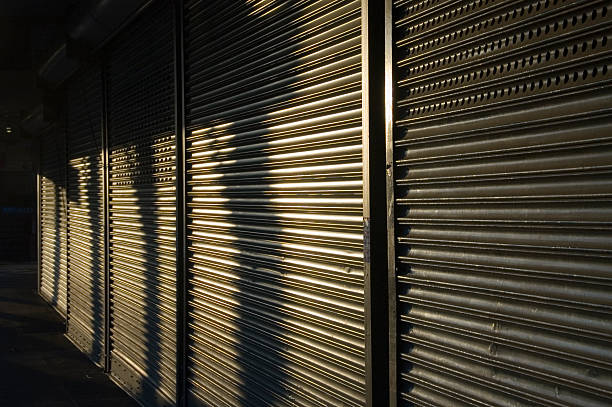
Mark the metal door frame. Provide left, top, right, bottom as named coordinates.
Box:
left=37, top=137, right=42, bottom=295
left=361, top=1, right=389, bottom=406
left=174, top=0, right=187, bottom=405
left=383, top=0, right=397, bottom=406
left=102, top=58, right=111, bottom=374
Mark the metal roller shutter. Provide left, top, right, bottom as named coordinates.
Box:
left=106, top=1, right=177, bottom=405
left=389, top=0, right=612, bottom=406
left=66, top=65, right=105, bottom=366
left=40, top=125, right=68, bottom=317
left=184, top=1, right=365, bottom=405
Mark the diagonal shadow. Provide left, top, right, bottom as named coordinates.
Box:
left=65, top=66, right=105, bottom=363
left=185, top=1, right=365, bottom=406
left=106, top=1, right=177, bottom=404
left=41, top=126, right=66, bottom=313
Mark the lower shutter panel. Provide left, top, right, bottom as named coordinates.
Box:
left=106, top=1, right=177, bottom=405
left=66, top=65, right=105, bottom=366
left=40, top=126, right=68, bottom=317
left=392, top=1, right=612, bottom=406
left=184, top=1, right=365, bottom=406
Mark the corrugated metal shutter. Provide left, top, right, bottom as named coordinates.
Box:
left=390, top=0, right=612, bottom=406
left=40, top=125, right=68, bottom=317
left=106, top=1, right=177, bottom=405
left=65, top=65, right=105, bottom=366
left=183, top=1, right=365, bottom=405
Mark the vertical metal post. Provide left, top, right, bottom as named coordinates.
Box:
left=64, top=105, right=70, bottom=327
left=361, top=1, right=389, bottom=406
left=384, top=0, right=397, bottom=406
left=37, top=137, right=42, bottom=295
left=174, top=0, right=187, bottom=405
left=102, top=61, right=112, bottom=374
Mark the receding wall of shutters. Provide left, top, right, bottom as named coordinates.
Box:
left=40, top=125, right=68, bottom=317
left=390, top=0, right=612, bottom=406
left=183, top=0, right=365, bottom=406
left=106, top=1, right=177, bottom=405
left=65, top=65, right=105, bottom=366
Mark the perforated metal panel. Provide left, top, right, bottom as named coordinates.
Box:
left=106, top=1, right=177, bottom=405
left=40, top=125, right=68, bottom=317
left=390, top=0, right=612, bottom=406
left=65, top=65, right=105, bottom=366
left=184, top=1, right=365, bottom=405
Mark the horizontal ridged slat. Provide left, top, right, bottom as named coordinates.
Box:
left=106, top=1, right=177, bottom=406
left=184, top=0, right=365, bottom=405
left=40, top=126, right=68, bottom=317
left=66, top=65, right=105, bottom=366
left=392, top=0, right=612, bottom=406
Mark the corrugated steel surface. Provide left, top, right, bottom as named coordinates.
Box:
left=65, top=65, right=105, bottom=366
left=40, top=125, right=68, bottom=317
left=183, top=1, right=365, bottom=405
left=106, top=1, right=177, bottom=405
left=390, top=0, right=612, bottom=406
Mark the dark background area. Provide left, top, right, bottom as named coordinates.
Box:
left=0, top=1, right=76, bottom=261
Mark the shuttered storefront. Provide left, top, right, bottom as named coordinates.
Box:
left=40, top=125, right=68, bottom=317
left=106, top=1, right=177, bottom=405
left=65, top=65, right=105, bottom=366
left=390, top=0, right=612, bottom=406
left=183, top=1, right=365, bottom=405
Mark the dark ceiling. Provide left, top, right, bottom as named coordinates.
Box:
left=0, top=0, right=79, bottom=137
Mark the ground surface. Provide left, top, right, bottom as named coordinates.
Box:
left=0, top=262, right=139, bottom=407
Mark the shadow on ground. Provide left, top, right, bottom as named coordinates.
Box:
left=0, top=262, right=139, bottom=407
